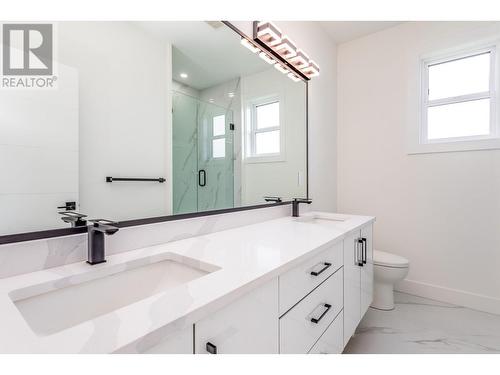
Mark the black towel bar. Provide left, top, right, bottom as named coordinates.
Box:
left=106, top=177, right=166, bottom=183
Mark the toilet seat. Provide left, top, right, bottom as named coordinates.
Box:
left=374, top=250, right=409, bottom=268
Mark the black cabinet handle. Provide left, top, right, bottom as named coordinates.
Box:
left=206, top=341, right=217, bottom=354
left=310, top=262, right=332, bottom=276
left=198, top=170, right=206, bottom=187
left=357, top=239, right=364, bottom=267
left=362, top=238, right=367, bottom=264
left=310, top=303, right=332, bottom=324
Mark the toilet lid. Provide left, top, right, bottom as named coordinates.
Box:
left=373, top=250, right=409, bottom=268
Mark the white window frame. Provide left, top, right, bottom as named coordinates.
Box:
left=244, top=95, right=286, bottom=163
left=210, top=114, right=226, bottom=160
left=412, top=41, right=500, bottom=154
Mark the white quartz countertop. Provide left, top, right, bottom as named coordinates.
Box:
left=0, top=212, right=374, bottom=353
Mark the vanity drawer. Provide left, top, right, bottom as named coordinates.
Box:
left=308, top=310, right=344, bottom=354
left=279, top=268, right=343, bottom=354
left=279, top=241, right=342, bottom=315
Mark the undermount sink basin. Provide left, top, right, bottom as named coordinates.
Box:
left=11, top=254, right=217, bottom=336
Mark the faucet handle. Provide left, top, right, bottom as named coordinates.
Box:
left=59, top=211, right=87, bottom=227
left=264, top=196, right=282, bottom=203
left=88, top=219, right=119, bottom=235
left=293, top=198, right=312, bottom=204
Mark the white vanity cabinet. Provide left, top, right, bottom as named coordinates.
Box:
left=308, top=310, right=344, bottom=354
left=280, top=268, right=343, bottom=353
left=278, top=241, right=344, bottom=354
left=188, top=222, right=372, bottom=354
left=194, top=278, right=279, bottom=354
left=343, top=224, right=373, bottom=346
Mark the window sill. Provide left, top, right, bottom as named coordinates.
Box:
left=244, top=154, right=285, bottom=164
left=407, top=136, right=500, bottom=155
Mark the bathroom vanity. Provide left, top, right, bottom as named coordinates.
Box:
left=0, top=20, right=370, bottom=354
left=0, top=212, right=374, bottom=353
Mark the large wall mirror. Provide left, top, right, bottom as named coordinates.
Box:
left=0, top=21, right=307, bottom=240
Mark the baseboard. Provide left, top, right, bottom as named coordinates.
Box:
left=396, top=279, right=500, bottom=316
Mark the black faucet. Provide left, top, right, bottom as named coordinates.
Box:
left=87, top=219, right=119, bottom=265
left=264, top=196, right=282, bottom=203
left=292, top=198, right=312, bottom=217
left=59, top=211, right=87, bottom=227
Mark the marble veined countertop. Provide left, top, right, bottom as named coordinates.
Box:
left=0, top=212, right=374, bottom=353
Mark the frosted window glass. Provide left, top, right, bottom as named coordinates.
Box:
left=256, top=130, right=280, bottom=154
left=427, top=99, right=490, bottom=140
left=256, top=102, right=279, bottom=129
left=212, top=138, right=225, bottom=158
left=428, top=53, right=490, bottom=100
left=213, top=115, right=225, bottom=136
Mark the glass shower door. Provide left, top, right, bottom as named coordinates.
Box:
left=172, top=92, right=199, bottom=214
left=172, top=91, right=234, bottom=214
left=196, top=101, right=234, bottom=211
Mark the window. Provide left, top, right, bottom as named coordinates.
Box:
left=245, top=97, right=284, bottom=161
left=421, top=46, right=498, bottom=145
left=211, top=114, right=226, bottom=158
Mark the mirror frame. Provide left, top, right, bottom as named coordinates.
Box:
left=0, top=21, right=309, bottom=245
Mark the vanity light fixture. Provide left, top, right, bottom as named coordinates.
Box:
left=180, top=72, right=188, bottom=79
left=256, top=21, right=282, bottom=46
left=287, top=72, right=301, bottom=82
left=289, top=49, right=309, bottom=68
left=301, top=60, right=320, bottom=78
left=274, top=63, right=289, bottom=74
left=258, top=51, right=275, bottom=64
left=273, top=36, right=297, bottom=58
left=240, top=38, right=260, bottom=53
left=228, top=92, right=235, bottom=98
left=251, top=20, right=321, bottom=81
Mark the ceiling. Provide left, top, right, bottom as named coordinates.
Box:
left=134, top=21, right=270, bottom=90
left=319, top=22, right=403, bottom=43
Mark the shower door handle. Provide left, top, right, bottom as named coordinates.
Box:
left=198, top=170, right=206, bottom=187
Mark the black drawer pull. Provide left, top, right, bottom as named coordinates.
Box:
left=310, top=262, right=332, bottom=276
left=357, top=239, right=364, bottom=267
left=310, top=303, right=332, bottom=324
left=206, top=341, right=217, bottom=354
left=362, top=238, right=367, bottom=264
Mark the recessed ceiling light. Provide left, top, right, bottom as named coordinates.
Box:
left=180, top=73, right=188, bottom=79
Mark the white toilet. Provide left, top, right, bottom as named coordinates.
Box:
left=372, top=250, right=409, bottom=310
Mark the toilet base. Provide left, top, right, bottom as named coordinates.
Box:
left=371, top=282, right=395, bottom=310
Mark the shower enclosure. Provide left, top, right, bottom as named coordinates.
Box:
left=172, top=91, right=234, bottom=214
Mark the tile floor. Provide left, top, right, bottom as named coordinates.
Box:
left=343, top=292, right=500, bottom=354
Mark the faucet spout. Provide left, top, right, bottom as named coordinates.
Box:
left=292, top=198, right=312, bottom=217
left=87, top=219, right=119, bottom=265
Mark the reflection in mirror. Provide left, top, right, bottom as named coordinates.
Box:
left=0, top=21, right=307, bottom=237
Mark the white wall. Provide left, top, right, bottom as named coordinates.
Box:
left=58, top=22, right=172, bottom=222
left=337, top=22, right=500, bottom=314
left=0, top=64, right=78, bottom=235
left=231, top=21, right=338, bottom=211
